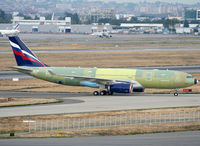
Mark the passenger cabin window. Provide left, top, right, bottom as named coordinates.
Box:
left=154, top=71, right=173, bottom=79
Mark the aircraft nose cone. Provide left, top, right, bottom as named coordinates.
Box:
left=194, top=79, right=198, bottom=84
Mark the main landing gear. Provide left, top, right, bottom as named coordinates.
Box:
left=93, top=90, right=113, bottom=96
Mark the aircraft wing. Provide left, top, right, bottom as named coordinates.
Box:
left=48, top=70, right=140, bottom=85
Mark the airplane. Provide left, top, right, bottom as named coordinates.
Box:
left=0, top=24, right=20, bottom=37
left=91, top=31, right=112, bottom=38
left=7, top=36, right=198, bottom=96
left=91, top=27, right=112, bottom=38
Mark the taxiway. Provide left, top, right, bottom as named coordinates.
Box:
left=0, top=92, right=199, bottom=117
left=0, top=131, right=200, bottom=146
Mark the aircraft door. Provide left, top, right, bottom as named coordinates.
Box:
left=145, top=72, right=153, bottom=81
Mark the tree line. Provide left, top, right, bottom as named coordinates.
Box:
left=0, top=9, right=199, bottom=29
left=0, top=9, right=11, bottom=23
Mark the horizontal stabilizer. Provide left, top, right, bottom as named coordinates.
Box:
left=11, top=66, right=33, bottom=74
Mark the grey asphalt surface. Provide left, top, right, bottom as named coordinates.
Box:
left=1, top=46, right=200, bottom=54
left=0, top=131, right=200, bottom=146
left=1, top=65, right=200, bottom=80
left=0, top=33, right=200, bottom=46
left=1, top=39, right=200, bottom=46
left=0, top=91, right=85, bottom=105
left=0, top=93, right=200, bottom=117
left=0, top=91, right=88, bottom=98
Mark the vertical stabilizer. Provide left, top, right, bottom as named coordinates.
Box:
left=8, top=36, right=48, bottom=67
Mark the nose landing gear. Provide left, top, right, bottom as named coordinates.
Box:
left=174, top=92, right=178, bottom=96
left=174, top=88, right=179, bottom=96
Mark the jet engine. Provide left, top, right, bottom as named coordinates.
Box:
left=109, top=83, right=144, bottom=93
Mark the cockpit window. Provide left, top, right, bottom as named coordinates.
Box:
left=187, top=76, right=192, bottom=79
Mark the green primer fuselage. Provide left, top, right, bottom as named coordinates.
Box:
left=17, top=66, right=195, bottom=89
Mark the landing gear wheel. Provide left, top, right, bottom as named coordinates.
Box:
left=174, top=93, right=178, bottom=96
left=107, top=91, right=113, bottom=95
left=173, top=88, right=179, bottom=96
left=100, top=90, right=107, bottom=96
left=93, top=91, right=99, bottom=96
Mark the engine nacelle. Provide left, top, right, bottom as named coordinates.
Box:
left=132, top=87, right=145, bottom=92
left=110, top=83, right=132, bottom=93
left=109, top=83, right=144, bottom=93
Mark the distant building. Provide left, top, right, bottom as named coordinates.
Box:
left=12, top=12, right=71, bottom=33
left=119, top=23, right=165, bottom=34
left=116, top=14, right=135, bottom=21
left=79, top=8, right=116, bottom=23
left=12, top=16, right=71, bottom=26
left=184, top=8, right=197, bottom=21
left=168, top=16, right=183, bottom=21
left=180, top=24, right=199, bottom=28
left=176, top=27, right=193, bottom=34
left=197, top=10, right=200, bottom=21
left=120, top=23, right=163, bottom=28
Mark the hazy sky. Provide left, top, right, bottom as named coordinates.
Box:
left=97, top=0, right=199, bottom=4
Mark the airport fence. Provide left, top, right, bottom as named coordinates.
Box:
left=28, top=110, right=200, bottom=133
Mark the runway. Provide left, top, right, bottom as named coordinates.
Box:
left=0, top=131, right=200, bottom=146
left=0, top=92, right=199, bottom=117
left=0, top=33, right=200, bottom=46
left=1, top=46, right=200, bottom=54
